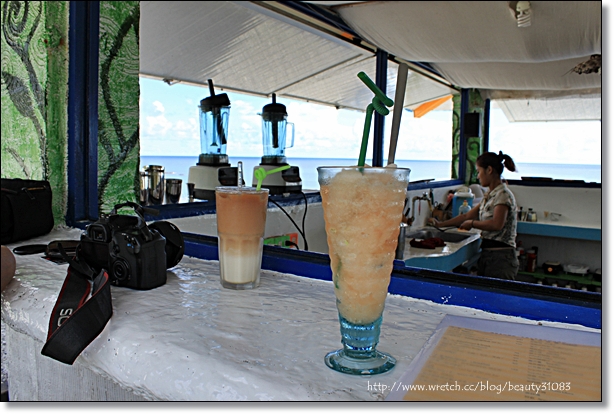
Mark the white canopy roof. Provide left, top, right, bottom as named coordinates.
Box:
left=140, top=1, right=456, bottom=113
left=140, top=1, right=602, bottom=121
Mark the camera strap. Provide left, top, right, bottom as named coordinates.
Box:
left=41, top=244, right=113, bottom=365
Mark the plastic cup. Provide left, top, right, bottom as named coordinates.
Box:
left=318, top=166, right=409, bottom=375
left=215, top=186, right=269, bottom=289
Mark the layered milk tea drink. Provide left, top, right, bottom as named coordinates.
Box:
left=215, top=187, right=269, bottom=289
left=319, top=167, right=408, bottom=325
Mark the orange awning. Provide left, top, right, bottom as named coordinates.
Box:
left=413, top=95, right=453, bottom=118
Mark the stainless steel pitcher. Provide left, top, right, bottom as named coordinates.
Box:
left=146, top=165, right=165, bottom=205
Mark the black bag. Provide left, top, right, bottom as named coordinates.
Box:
left=1, top=178, right=54, bottom=244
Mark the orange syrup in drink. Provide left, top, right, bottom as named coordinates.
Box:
left=320, top=168, right=406, bottom=324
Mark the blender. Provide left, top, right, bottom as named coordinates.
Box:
left=188, top=79, right=241, bottom=200
left=252, top=94, right=302, bottom=195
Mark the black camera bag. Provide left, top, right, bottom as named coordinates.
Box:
left=1, top=178, right=54, bottom=244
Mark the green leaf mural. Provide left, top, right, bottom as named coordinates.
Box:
left=1, top=1, right=143, bottom=222
left=451, top=97, right=461, bottom=180
left=1, top=1, right=68, bottom=224
left=1, top=1, right=47, bottom=179
left=97, top=1, right=140, bottom=214
left=451, top=90, right=484, bottom=185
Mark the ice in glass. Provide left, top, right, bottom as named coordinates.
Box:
left=215, top=187, right=269, bottom=289
left=318, top=166, right=409, bottom=375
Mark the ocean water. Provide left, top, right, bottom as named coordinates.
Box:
left=140, top=156, right=601, bottom=194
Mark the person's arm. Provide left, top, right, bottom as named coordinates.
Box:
left=465, top=204, right=509, bottom=231
left=427, top=204, right=480, bottom=228
left=1, top=246, right=16, bottom=292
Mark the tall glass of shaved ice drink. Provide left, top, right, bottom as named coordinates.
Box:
left=318, top=166, right=409, bottom=375
left=215, top=187, right=269, bottom=289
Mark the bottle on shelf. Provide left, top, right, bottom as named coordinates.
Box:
left=526, top=249, right=537, bottom=273
left=531, top=246, right=539, bottom=267
left=516, top=241, right=527, bottom=271
left=527, top=208, right=537, bottom=222
left=459, top=199, right=471, bottom=216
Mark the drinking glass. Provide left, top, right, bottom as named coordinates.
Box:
left=318, top=166, right=409, bottom=375
left=215, top=186, right=269, bottom=289
left=165, top=178, right=182, bottom=204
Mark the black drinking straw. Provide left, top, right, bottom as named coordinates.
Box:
left=208, top=79, right=227, bottom=145
left=271, top=93, right=279, bottom=149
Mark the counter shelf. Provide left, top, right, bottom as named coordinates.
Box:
left=1, top=228, right=601, bottom=401
left=516, top=222, right=601, bottom=241
left=138, top=191, right=322, bottom=222
left=517, top=269, right=602, bottom=288
left=184, top=232, right=600, bottom=328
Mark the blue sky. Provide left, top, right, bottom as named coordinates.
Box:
left=139, top=77, right=453, bottom=161
left=139, top=77, right=601, bottom=166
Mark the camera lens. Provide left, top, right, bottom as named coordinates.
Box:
left=148, top=221, right=185, bottom=269
left=112, top=259, right=130, bottom=281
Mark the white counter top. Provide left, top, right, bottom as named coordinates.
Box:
left=0, top=228, right=599, bottom=401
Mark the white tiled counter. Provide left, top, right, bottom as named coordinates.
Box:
left=0, top=228, right=600, bottom=401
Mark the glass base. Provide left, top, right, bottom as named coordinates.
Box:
left=325, top=315, right=396, bottom=375
left=220, top=279, right=259, bottom=290
left=325, top=349, right=396, bottom=375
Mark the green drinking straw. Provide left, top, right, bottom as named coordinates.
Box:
left=254, top=165, right=292, bottom=191
left=356, top=72, right=394, bottom=167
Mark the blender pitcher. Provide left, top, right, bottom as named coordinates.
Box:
left=198, top=79, right=231, bottom=166
left=261, top=93, right=294, bottom=165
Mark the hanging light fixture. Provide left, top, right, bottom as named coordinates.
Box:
left=509, top=1, right=532, bottom=27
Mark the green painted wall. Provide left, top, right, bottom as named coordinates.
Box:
left=1, top=1, right=141, bottom=224
left=97, top=1, right=140, bottom=214
left=451, top=90, right=485, bottom=185
left=1, top=1, right=69, bottom=225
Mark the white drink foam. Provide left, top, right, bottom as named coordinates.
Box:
left=219, top=239, right=263, bottom=285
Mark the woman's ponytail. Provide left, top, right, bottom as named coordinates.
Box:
left=477, top=151, right=517, bottom=175
left=499, top=151, right=517, bottom=173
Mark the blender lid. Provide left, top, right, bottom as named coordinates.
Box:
left=262, top=102, right=287, bottom=115
left=200, top=93, right=230, bottom=111
left=201, top=78, right=231, bottom=111
left=262, top=93, right=287, bottom=115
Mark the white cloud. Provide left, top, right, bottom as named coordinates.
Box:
left=152, top=100, right=165, bottom=113
left=145, top=114, right=172, bottom=135
left=232, top=98, right=261, bottom=117
left=189, top=117, right=199, bottom=140
left=175, top=120, right=191, bottom=131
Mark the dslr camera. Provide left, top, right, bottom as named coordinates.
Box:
left=79, top=202, right=184, bottom=290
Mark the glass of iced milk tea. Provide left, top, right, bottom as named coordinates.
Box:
left=318, top=166, right=409, bottom=375
left=215, top=187, right=269, bottom=289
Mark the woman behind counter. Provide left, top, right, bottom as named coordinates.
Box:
left=428, top=151, right=519, bottom=280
